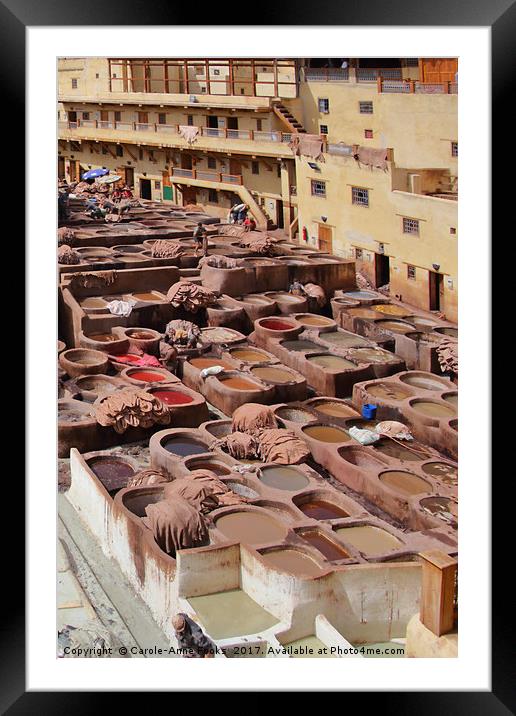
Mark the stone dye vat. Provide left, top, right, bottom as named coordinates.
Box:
left=213, top=508, right=287, bottom=546
left=335, top=525, right=403, bottom=556
left=260, top=549, right=323, bottom=578
left=259, top=466, right=311, bottom=492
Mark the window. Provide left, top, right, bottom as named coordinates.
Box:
left=450, top=227, right=457, bottom=235
left=155, top=181, right=161, bottom=190
left=355, top=248, right=363, bottom=260
left=364, top=129, right=373, bottom=139
left=82, top=112, right=90, bottom=120
left=359, top=101, right=374, bottom=114
left=158, top=113, right=166, bottom=124
left=403, top=217, right=420, bottom=235
left=95, top=73, right=99, bottom=79
left=451, top=141, right=458, bottom=157
left=351, top=186, right=369, bottom=207
left=116, top=145, right=123, bottom=157
left=256, top=119, right=263, bottom=131
left=407, top=265, right=416, bottom=280
left=71, top=78, right=78, bottom=89
left=318, top=98, right=330, bottom=113
left=311, top=180, right=326, bottom=197
left=207, top=157, right=216, bottom=169
left=320, top=124, right=328, bottom=135
left=252, top=161, right=260, bottom=175
left=187, top=115, right=194, bottom=126
left=102, top=145, right=108, bottom=155
left=208, top=189, right=218, bottom=203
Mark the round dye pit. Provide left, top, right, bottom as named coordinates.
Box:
left=75, top=377, right=120, bottom=396
left=203, top=328, right=241, bottom=342
left=311, top=401, right=357, bottom=418
left=374, top=440, right=426, bottom=462
left=344, top=291, right=378, bottom=300
left=230, top=348, right=272, bottom=363
left=126, top=330, right=157, bottom=340
left=132, top=292, right=162, bottom=302
left=280, top=340, right=323, bottom=352
left=87, top=457, right=135, bottom=492
left=346, top=308, right=381, bottom=319
left=58, top=406, right=93, bottom=423
left=409, top=316, right=441, bottom=327
left=113, top=245, right=144, bottom=253
left=267, top=292, right=304, bottom=303
left=421, top=462, right=458, bottom=483
left=261, top=549, right=322, bottom=577
left=218, top=375, right=262, bottom=391
left=214, top=511, right=285, bottom=545
left=80, top=297, right=107, bottom=309
left=185, top=459, right=232, bottom=476
left=307, top=355, right=357, bottom=370
left=297, top=500, right=349, bottom=520
left=110, top=353, right=144, bottom=365
left=162, top=437, right=209, bottom=457
left=338, top=447, right=389, bottom=469
left=300, top=530, right=351, bottom=560
left=375, top=320, right=414, bottom=334
left=371, top=304, right=409, bottom=317
left=295, top=314, right=333, bottom=327
left=442, top=393, right=458, bottom=407
left=347, top=348, right=395, bottom=364
left=189, top=357, right=233, bottom=370
left=335, top=525, right=402, bottom=555
left=434, top=327, right=458, bottom=338
left=399, top=373, right=449, bottom=391
left=259, top=319, right=297, bottom=331
left=224, top=481, right=260, bottom=499
left=302, top=425, right=350, bottom=443
left=150, top=390, right=194, bottom=406
left=379, top=470, right=432, bottom=495
left=204, top=421, right=232, bottom=438
left=251, top=366, right=295, bottom=383
left=365, top=383, right=412, bottom=401
left=409, top=400, right=456, bottom=418
left=86, top=332, right=117, bottom=343
left=126, top=369, right=168, bottom=383
left=242, top=295, right=272, bottom=305
left=259, top=466, right=310, bottom=491
left=420, top=496, right=456, bottom=518
left=275, top=406, right=317, bottom=424
left=122, top=490, right=164, bottom=517
left=319, top=332, right=367, bottom=348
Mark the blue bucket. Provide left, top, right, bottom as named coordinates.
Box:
left=362, top=403, right=377, bottom=420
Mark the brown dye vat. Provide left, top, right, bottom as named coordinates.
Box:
left=347, top=348, right=394, bottom=364
left=379, top=470, right=432, bottom=495
left=204, top=421, right=232, bottom=438
left=259, top=466, right=310, bottom=491
left=214, top=511, right=285, bottom=544
left=443, top=393, right=458, bottom=407
left=375, top=320, right=414, bottom=334
left=320, top=332, right=367, bottom=348
left=87, top=333, right=117, bottom=342
left=203, top=328, right=240, bottom=342
left=374, top=440, right=425, bottom=462
left=307, top=355, right=357, bottom=370
left=300, top=530, right=351, bottom=560
left=400, top=374, right=448, bottom=391
left=126, top=330, right=156, bottom=340
left=296, top=314, right=333, bottom=326
left=371, top=304, right=409, bottom=317
left=219, top=376, right=261, bottom=391
left=242, top=296, right=271, bottom=305
left=335, top=525, right=402, bottom=555
left=434, top=327, right=458, bottom=338
left=162, top=437, right=208, bottom=457
left=133, top=292, right=161, bottom=301
left=186, top=460, right=232, bottom=476
left=81, top=297, right=106, bottom=309
left=280, top=339, right=322, bottom=352
left=251, top=366, right=294, bottom=383
left=275, top=407, right=317, bottom=423
left=298, top=500, right=349, bottom=520
left=123, top=490, right=164, bottom=517
left=261, top=549, right=322, bottom=577
left=267, top=292, right=303, bottom=303
left=366, top=383, right=412, bottom=401
left=347, top=308, right=380, bottom=319
left=410, top=400, right=455, bottom=417
left=189, top=357, right=233, bottom=370
left=312, top=401, right=357, bottom=418
left=338, top=447, right=388, bottom=469
left=422, top=462, right=457, bottom=483
left=420, top=496, right=455, bottom=516
left=303, top=425, right=350, bottom=443
left=230, top=348, right=271, bottom=362
left=75, top=377, right=119, bottom=396
left=88, top=457, right=135, bottom=493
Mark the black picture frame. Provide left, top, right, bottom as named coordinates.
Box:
left=8, top=0, right=504, bottom=707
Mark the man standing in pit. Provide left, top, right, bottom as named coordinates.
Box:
left=172, top=613, right=216, bottom=658
left=193, top=222, right=208, bottom=257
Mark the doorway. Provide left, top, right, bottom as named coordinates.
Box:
left=139, top=178, right=152, bottom=200
left=58, top=156, right=65, bottom=179
left=100, top=110, right=109, bottom=123
left=68, top=111, right=77, bottom=124
left=318, top=224, right=333, bottom=253
left=229, top=159, right=242, bottom=176
left=429, top=271, right=444, bottom=311
left=181, top=154, right=193, bottom=170
left=207, top=115, right=218, bottom=129
left=138, top=111, right=149, bottom=124
left=375, top=253, right=390, bottom=288
left=277, top=199, right=284, bottom=229
left=123, top=167, right=134, bottom=188
left=228, top=117, right=239, bottom=130
left=182, top=186, right=197, bottom=205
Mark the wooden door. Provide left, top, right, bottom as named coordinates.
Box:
left=420, top=58, right=458, bottom=83
left=229, top=159, right=242, bottom=176
left=100, top=110, right=109, bottom=122
left=318, top=224, right=333, bottom=254
left=124, top=167, right=134, bottom=187
left=138, top=111, right=148, bottom=124
left=429, top=271, right=444, bottom=311
left=181, top=153, right=193, bottom=170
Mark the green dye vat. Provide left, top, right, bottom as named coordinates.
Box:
left=188, top=589, right=279, bottom=640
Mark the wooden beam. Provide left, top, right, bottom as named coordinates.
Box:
left=123, top=144, right=138, bottom=161
left=101, top=143, right=117, bottom=159
left=88, top=141, right=100, bottom=154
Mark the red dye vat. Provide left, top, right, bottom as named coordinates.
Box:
left=152, top=390, right=193, bottom=405
left=261, top=319, right=295, bottom=331
left=110, top=353, right=141, bottom=364
left=129, top=370, right=166, bottom=382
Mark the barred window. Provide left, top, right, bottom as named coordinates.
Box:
left=320, top=124, right=328, bottom=135
left=364, top=129, right=373, bottom=139
left=114, top=111, right=121, bottom=122
left=407, top=265, right=416, bottom=280
left=82, top=112, right=90, bottom=120
left=355, top=248, right=363, bottom=259
left=252, top=161, right=260, bottom=175
left=158, top=113, right=167, bottom=124
left=155, top=181, right=161, bottom=190
left=116, top=145, right=123, bottom=157
left=450, top=227, right=457, bottom=235
left=207, top=157, right=216, bottom=169
left=71, top=78, right=78, bottom=89
left=352, top=186, right=369, bottom=207
left=451, top=141, right=458, bottom=157
left=311, top=180, right=326, bottom=197
left=318, top=98, right=330, bottom=113
left=403, top=217, right=420, bottom=235
left=187, top=115, right=194, bottom=126
left=359, top=101, right=373, bottom=114
left=208, top=189, right=218, bottom=203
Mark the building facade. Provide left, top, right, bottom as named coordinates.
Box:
left=58, top=56, right=458, bottom=320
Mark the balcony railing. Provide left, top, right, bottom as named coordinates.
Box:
left=378, top=79, right=458, bottom=94
left=170, top=167, right=243, bottom=185
left=357, top=68, right=403, bottom=81
left=58, top=119, right=296, bottom=145
left=305, top=67, right=349, bottom=82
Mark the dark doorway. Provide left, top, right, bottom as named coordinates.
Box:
left=124, top=167, right=134, bottom=188
left=429, top=271, right=443, bottom=311
left=207, top=115, right=218, bottom=128
left=375, top=253, right=390, bottom=287
left=58, top=156, right=65, bottom=179
left=277, top=200, right=284, bottom=229
left=182, top=186, right=197, bottom=205
left=139, top=178, right=152, bottom=200
left=68, top=111, right=77, bottom=123
left=227, top=117, right=239, bottom=130
left=181, top=154, right=193, bottom=170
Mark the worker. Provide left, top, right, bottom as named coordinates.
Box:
left=193, top=222, right=208, bottom=257
left=229, top=202, right=246, bottom=224
left=243, top=215, right=256, bottom=232
left=237, top=203, right=248, bottom=224
left=172, top=613, right=216, bottom=658
left=121, top=184, right=133, bottom=199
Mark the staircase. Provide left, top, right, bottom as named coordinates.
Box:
left=272, top=103, right=307, bottom=134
